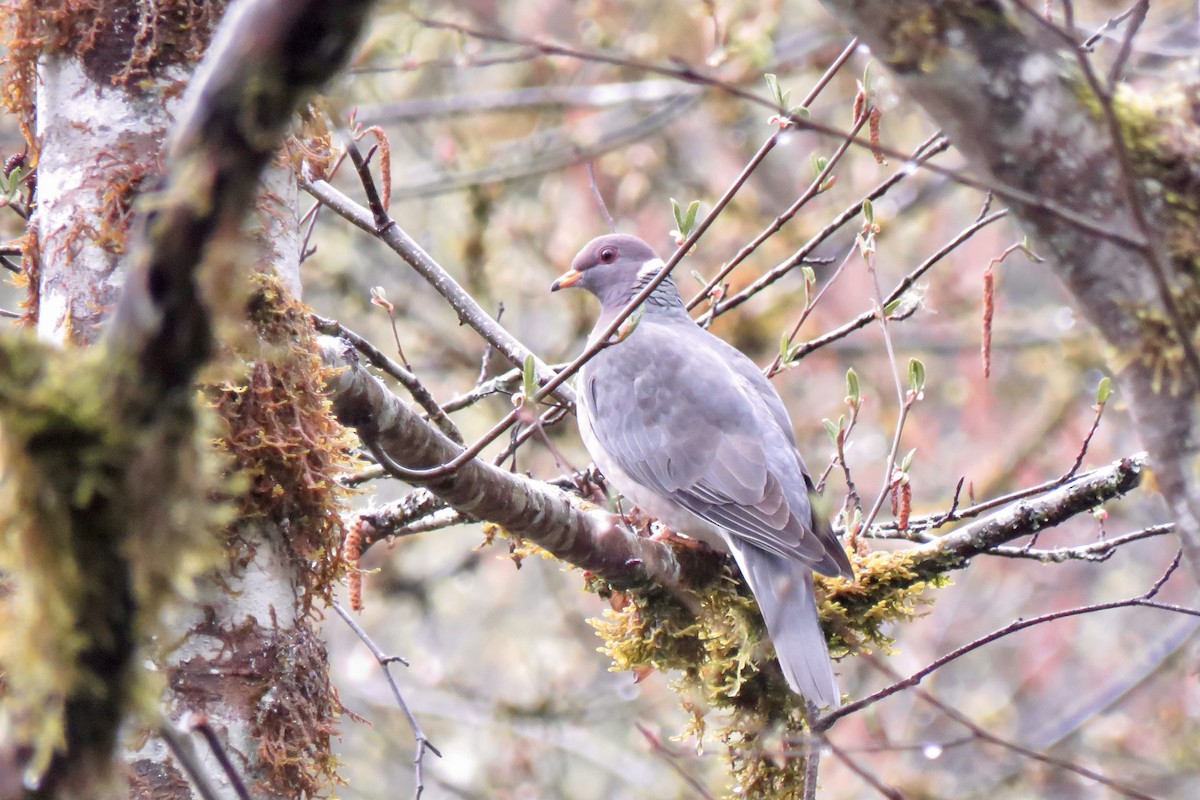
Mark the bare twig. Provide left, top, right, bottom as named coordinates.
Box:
left=188, top=715, right=252, bottom=800
left=158, top=716, right=225, bottom=800
left=634, top=724, right=717, bottom=800
left=823, top=738, right=903, bottom=800
left=987, top=523, right=1173, bottom=561
left=784, top=211, right=1008, bottom=363
left=334, top=603, right=442, bottom=799
left=825, top=550, right=1185, bottom=726
left=586, top=161, right=617, bottom=233
left=690, top=109, right=869, bottom=314
left=313, top=314, right=463, bottom=444
left=698, top=134, right=953, bottom=320
left=1105, top=0, right=1149, bottom=87
left=304, top=178, right=574, bottom=408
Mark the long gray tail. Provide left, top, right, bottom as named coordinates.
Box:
left=728, top=542, right=840, bottom=708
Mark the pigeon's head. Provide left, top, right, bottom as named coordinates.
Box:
left=551, top=234, right=664, bottom=310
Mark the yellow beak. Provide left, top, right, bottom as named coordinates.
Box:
left=550, top=269, right=584, bottom=291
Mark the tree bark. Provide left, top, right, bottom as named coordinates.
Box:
left=0, top=1, right=373, bottom=798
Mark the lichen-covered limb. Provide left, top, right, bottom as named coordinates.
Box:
left=320, top=336, right=701, bottom=590
left=906, top=453, right=1148, bottom=571
left=815, top=0, right=1200, bottom=580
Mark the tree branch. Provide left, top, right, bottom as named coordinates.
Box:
left=320, top=336, right=715, bottom=590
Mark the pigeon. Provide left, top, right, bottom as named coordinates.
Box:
left=552, top=233, right=854, bottom=707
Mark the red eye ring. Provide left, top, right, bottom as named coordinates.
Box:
left=599, top=247, right=617, bottom=263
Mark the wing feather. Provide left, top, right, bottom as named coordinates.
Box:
left=581, top=317, right=851, bottom=576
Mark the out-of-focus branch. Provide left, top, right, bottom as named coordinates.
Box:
left=111, top=0, right=373, bottom=401
left=358, top=79, right=697, bottom=122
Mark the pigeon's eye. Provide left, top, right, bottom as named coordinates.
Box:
left=598, top=247, right=617, bottom=264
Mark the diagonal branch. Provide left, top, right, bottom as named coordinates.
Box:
left=319, top=336, right=714, bottom=590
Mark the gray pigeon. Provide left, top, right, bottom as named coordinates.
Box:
left=552, top=233, right=854, bottom=707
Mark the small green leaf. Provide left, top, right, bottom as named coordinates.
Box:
left=862, top=198, right=874, bottom=225
left=811, top=154, right=829, bottom=177
left=522, top=354, right=536, bottom=401
left=900, top=448, right=916, bottom=473
left=3, top=165, right=22, bottom=196
left=670, top=197, right=684, bottom=231
left=780, top=333, right=791, bottom=361
left=883, top=297, right=902, bottom=315
left=1095, top=376, right=1112, bottom=405
left=823, top=418, right=839, bottom=442
left=614, top=305, right=645, bottom=343
left=908, top=358, right=926, bottom=394
left=764, top=73, right=788, bottom=107
left=670, top=198, right=701, bottom=238
left=788, top=105, right=810, bottom=118
left=845, top=367, right=860, bottom=403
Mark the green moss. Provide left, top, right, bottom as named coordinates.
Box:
left=1105, top=83, right=1200, bottom=392
left=209, top=273, right=359, bottom=613
left=0, top=335, right=225, bottom=782
left=590, top=545, right=949, bottom=799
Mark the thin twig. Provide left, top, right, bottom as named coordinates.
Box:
left=312, top=314, right=463, bottom=444
left=823, top=738, right=904, bottom=800
left=698, top=134, right=952, bottom=319
left=334, top=603, right=442, bottom=799
left=158, top=717, right=225, bottom=800
left=785, top=211, right=1007, bottom=362
left=689, top=109, right=869, bottom=313
left=824, top=550, right=1185, bottom=727
left=189, top=715, right=253, bottom=800
left=414, top=15, right=1147, bottom=252
left=1105, top=0, right=1149, bottom=87
left=987, top=523, right=1173, bottom=561
left=634, top=723, right=717, bottom=800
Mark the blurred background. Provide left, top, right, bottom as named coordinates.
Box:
left=10, top=0, right=1199, bottom=796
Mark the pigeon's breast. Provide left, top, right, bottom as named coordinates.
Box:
left=577, top=361, right=728, bottom=552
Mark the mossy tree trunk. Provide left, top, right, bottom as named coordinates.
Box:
left=0, top=1, right=370, bottom=798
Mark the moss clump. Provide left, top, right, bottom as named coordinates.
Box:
left=591, top=544, right=947, bottom=798
left=210, top=274, right=359, bottom=613
left=1107, top=83, right=1200, bottom=393
left=0, top=335, right=225, bottom=784
left=588, top=546, right=945, bottom=796
left=251, top=618, right=347, bottom=798
left=820, top=548, right=950, bottom=657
